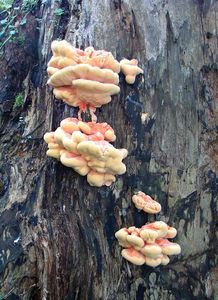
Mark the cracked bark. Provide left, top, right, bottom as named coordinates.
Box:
left=0, top=0, right=217, bottom=299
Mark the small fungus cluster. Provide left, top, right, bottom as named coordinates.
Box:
left=44, top=118, right=128, bottom=187
left=120, top=59, right=144, bottom=84
left=47, top=40, right=121, bottom=120
left=115, top=221, right=181, bottom=267
left=132, top=191, right=161, bottom=214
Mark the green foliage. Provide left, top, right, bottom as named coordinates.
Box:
left=0, top=294, right=5, bottom=300
left=0, top=0, right=13, bottom=11
left=16, top=33, right=25, bottom=44
left=22, top=0, right=38, bottom=12
left=55, top=8, right=64, bottom=16
left=11, top=32, right=25, bottom=45
left=13, top=93, right=24, bottom=110
left=20, top=17, right=27, bottom=25
left=0, top=0, right=39, bottom=51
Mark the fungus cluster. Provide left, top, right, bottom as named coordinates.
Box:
left=115, top=221, right=181, bottom=267
left=44, top=41, right=181, bottom=269
left=132, top=191, right=161, bottom=214
left=44, top=118, right=128, bottom=187
left=120, top=59, right=143, bottom=84
left=47, top=40, right=121, bottom=120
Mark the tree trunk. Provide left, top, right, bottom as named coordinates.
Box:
left=0, top=0, right=217, bottom=299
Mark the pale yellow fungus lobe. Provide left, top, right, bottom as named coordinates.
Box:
left=43, top=132, right=64, bottom=160
left=140, top=221, right=168, bottom=239
left=165, top=226, right=177, bottom=239
left=60, top=150, right=90, bottom=176
left=161, top=255, right=170, bottom=265
left=60, top=118, right=80, bottom=134
left=47, top=64, right=119, bottom=86
left=87, top=171, right=116, bottom=187
left=156, top=239, right=181, bottom=256
left=140, top=243, right=162, bottom=258
left=77, top=141, right=127, bottom=175
left=115, top=228, right=132, bottom=248
left=145, top=256, right=162, bottom=268
left=120, top=58, right=143, bottom=84
left=126, top=235, right=144, bottom=248
left=121, top=248, right=146, bottom=266
left=48, top=40, right=80, bottom=68
left=139, top=228, right=159, bottom=244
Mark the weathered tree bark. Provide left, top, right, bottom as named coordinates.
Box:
left=0, top=0, right=217, bottom=299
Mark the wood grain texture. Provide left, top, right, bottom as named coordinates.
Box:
left=0, top=0, right=217, bottom=299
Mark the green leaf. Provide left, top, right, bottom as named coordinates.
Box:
left=20, top=18, right=27, bottom=25
left=55, top=8, right=64, bottom=16
left=0, top=19, right=7, bottom=25
left=9, top=30, right=16, bottom=35
left=13, top=92, right=24, bottom=110
left=4, top=4, right=12, bottom=9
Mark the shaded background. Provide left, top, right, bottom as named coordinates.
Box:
left=0, top=0, right=217, bottom=299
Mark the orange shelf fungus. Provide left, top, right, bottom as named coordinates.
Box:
left=43, top=132, right=64, bottom=159
left=115, top=228, right=132, bottom=248
left=132, top=191, right=161, bottom=214
left=77, top=121, right=116, bottom=142
left=165, top=226, right=177, bottom=239
left=115, top=221, right=181, bottom=267
left=145, top=256, right=162, bottom=268
left=47, top=40, right=122, bottom=120
left=44, top=118, right=128, bottom=187
left=80, top=46, right=121, bottom=73
left=140, top=221, right=168, bottom=239
left=48, top=40, right=80, bottom=69
left=120, top=58, right=143, bottom=84
left=60, top=118, right=80, bottom=134
left=60, top=150, right=90, bottom=176
left=126, top=234, right=144, bottom=249
left=47, top=40, right=144, bottom=120
left=121, top=248, right=146, bottom=266
left=155, top=239, right=181, bottom=256
left=60, top=118, right=116, bottom=141
left=140, top=243, right=162, bottom=258
left=161, top=255, right=170, bottom=266
left=77, top=141, right=127, bottom=176
left=87, top=171, right=116, bottom=187
left=139, top=228, right=159, bottom=244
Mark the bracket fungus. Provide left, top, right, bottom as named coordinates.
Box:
left=115, top=221, right=181, bottom=267
left=60, top=118, right=116, bottom=142
left=44, top=118, right=127, bottom=187
left=132, top=191, right=161, bottom=214
left=48, top=40, right=81, bottom=68
left=121, top=248, right=146, bottom=266
left=47, top=40, right=144, bottom=120
left=48, top=41, right=120, bottom=73
left=47, top=40, right=122, bottom=120
left=120, top=58, right=143, bottom=84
